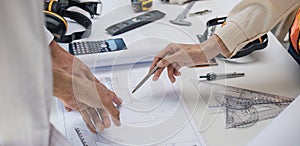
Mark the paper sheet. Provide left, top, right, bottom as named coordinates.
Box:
left=56, top=65, right=206, bottom=146
left=247, top=94, right=300, bottom=146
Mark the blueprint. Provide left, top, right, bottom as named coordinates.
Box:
left=56, top=64, right=206, bottom=146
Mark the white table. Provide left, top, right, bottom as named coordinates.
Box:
left=52, top=0, right=300, bottom=146
left=179, top=32, right=300, bottom=146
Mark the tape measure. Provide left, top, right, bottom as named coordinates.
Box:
left=131, top=0, right=153, bottom=12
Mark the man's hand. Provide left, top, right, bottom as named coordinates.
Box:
left=149, top=35, right=222, bottom=83
left=50, top=40, right=122, bottom=133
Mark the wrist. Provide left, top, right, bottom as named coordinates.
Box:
left=213, top=34, right=232, bottom=58
left=199, top=35, right=222, bottom=60
left=50, top=40, right=61, bottom=59
left=49, top=40, right=74, bottom=67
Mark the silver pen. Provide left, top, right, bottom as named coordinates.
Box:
left=199, top=72, right=245, bottom=81
left=132, top=65, right=160, bottom=94
left=132, top=53, right=170, bottom=93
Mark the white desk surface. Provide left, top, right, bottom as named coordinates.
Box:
left=52, top=0, right=300, bottom=146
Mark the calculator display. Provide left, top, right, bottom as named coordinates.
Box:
left=106, top=38, right=127, bottom=51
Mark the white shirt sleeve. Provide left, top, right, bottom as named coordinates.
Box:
left=0, top=1, right=69, bottom=145
left=215, top=0, right=300, bottom=58
left=44, top=26, right=54, bottom=45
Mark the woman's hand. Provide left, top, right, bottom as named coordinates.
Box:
left=149, top=35, right=223, bottom=83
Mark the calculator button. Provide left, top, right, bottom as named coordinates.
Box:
left=101, top=43, right=107, bottom=48
left=101, top=48, right=107, bottom=52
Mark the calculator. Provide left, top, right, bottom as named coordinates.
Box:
left=68, top=38, right=127, bottom=55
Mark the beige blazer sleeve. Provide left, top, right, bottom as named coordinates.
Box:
left=215, top=0, right=300, bottom=58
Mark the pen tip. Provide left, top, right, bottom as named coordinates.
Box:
left=131, top=89, right=136, bottom=94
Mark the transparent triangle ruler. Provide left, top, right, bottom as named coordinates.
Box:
left=192, top=81, right=294, bottom=129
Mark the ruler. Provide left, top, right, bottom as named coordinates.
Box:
left=192, top=81, right=294, bottom=129
left=220, top=85, right=293, bottom=128
left=225, top=100, right=289, bottom=128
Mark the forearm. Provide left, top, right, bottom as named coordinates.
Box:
left=49, top=40, right=75, bottom=70
left=49, top=40, right=65, bottom=61
left=44, top=25, right=73, bottom=67
left=215, top=0, right=300, bottom=58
